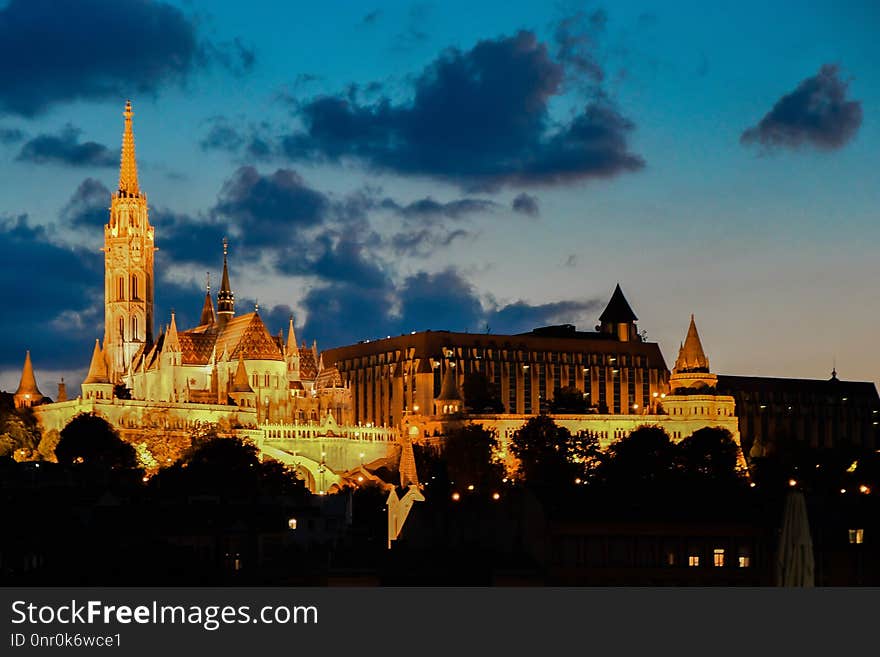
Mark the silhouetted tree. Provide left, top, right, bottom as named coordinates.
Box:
left=549, top=386, right=588, bottom=413
left=0, top=405, right=41, bottom=459
left=598, top=425, right=676, bottom=487
left=676, top=427, right=744, bottom=487
left=510, top=415, right=601, bottom=487
left=55, top=414, right=137, bottom=469
left=462, top=372, right=504, bottom=413
left=150, top=436, right=305, bottom=500
left=443, top=424, right=504, bottom=490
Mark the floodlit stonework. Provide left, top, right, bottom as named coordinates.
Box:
left=21, top=102, right=749, bottom=499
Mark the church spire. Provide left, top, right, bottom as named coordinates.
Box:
left=118, top=100, right=139, bottom=196
left=199, top=273, right=216, bottom=326
left=286, top=315, right=298, bottom=354
left=14, top=350, right=42, bottom=408
left=217, top=238, right=235, bottom=324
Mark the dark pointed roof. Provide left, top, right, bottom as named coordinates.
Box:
left=437, top=364, right=461, bottom=400
left=199, top=288, right=215, bottom=326
left=217, top=238, right=234, bottom=317
left=599, top=284, right=638, bottom=323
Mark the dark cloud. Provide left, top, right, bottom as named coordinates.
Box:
left=0, top=0, right=252, bottom=116
left=60, top=178, right=110, bottom=229
left=301, top=265, right=602, bottom=349
left=152, top=208, right=229, bottom=270
left=0, top=215, right=102, bottom=370
left=0, top=127, right=25, bottom=145
left=511, top=192, right=539, bottom=217
left=282, top=31, right=643, bottom=190
left=361, top=10, right=382, bottom=25
left=199, top=118, right=274, bottom=161
left=380, top=196, right=497, bottom=221
left=390, top=227, right=472, bottom=257
left=486, top=299, right=601, bottom=333
left=741, top=64, right=862, bottom=152
left=553, top=9, right=607, bottom=84
left=16, top=125, right=116, bottom=167
left=212, top=166, right=330, bottom=248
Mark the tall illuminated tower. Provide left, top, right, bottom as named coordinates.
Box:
left=103, top=101, right=155, bottom=383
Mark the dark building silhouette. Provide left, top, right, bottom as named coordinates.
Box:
left=717, top=373, right=880, bottom=456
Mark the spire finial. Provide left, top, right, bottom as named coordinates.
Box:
left=223, top=237, right=228, bottom=258
left=206, top=271, right=211, bottom=294
left=118, top=100, right=139, bottom=195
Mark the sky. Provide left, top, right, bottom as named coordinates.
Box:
left=0, top=0, right=878, bottom=395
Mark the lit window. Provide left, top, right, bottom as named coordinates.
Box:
left=738, top=556, right=750, bottom=568
left=688, top=555, right=700, bottom=567
left=849, top=529, right=864, bottom=545
left=666, top=552, right=675, bottom=566
left=288, top=518, right=297, bottom=530
left=713, top=549, right=725, bottom=567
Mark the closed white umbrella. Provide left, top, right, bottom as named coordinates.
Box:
left=775, top=490, right=815, bottom=587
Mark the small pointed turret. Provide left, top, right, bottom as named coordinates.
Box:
left=286, top=315, right=298, bottom=354
left=83, top=340, right=111, bottom=385
left=14, top=351, right=42, bottom=408
left=230, top=353, right=253, bottom=393
left=438, top=363, right=461, bottom=401
left=598, top=284, right=639, bottom=342
left=217, top=238, right=234, bottom=324
left=199, top=273, right=216, bottom=326
left=57, top=378, right=68, bottom=403
left=163, top=311, right=181, bottom=353
left=674, top=315, right=710, bottom=373
left=118, top=100, right=139, bottom=196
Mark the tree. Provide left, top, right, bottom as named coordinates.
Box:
left=676, top=427, right=743, bottom=484
left=462, top=372, right=504, bottom=414
left=150, top=436, right=305, bottom=500
left=55, top=414, right=137, bottom=469
left=443, top=424, right=505, bottom=490
left=510, top=415, right=600, bottom=487
left=549, top=386, right=588, bottom=414
left=598, top=425, right=676, bottom=487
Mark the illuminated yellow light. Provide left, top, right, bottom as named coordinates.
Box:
left=357, top=476, right=364, bottom=483
left=451, top=492, right=460, bottom=501
left=467, top=484, right=474, bottom=491
left=492, top=492, right=500, bottom=500
left=288, top=518, right=297, bottom=530
left=840, top=488, right=847, bottom=494
left=632, top=404, right=638, bottom=409
left=660, top=393, right=666, bottom=398
left=860, top=485, right=870, bottom=494
left=652, top=392, right=658, bottom=398
left=749, top=482, right=756, bottom=488
left=788, top=479, right=797, bottom=487
left=574, top=478, right=582, bottom=485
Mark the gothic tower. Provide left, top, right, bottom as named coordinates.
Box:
left=103, top=101, right=155, bottom=383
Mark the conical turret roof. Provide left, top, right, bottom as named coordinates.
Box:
left=83, top=340, right=111, bottom=384
left=674, top=315, right=710, bottom=373
left=199, top=275, right=216, bottom=326
left=437, top=363, right=461, bottom=400
left=230, top=352, right=253, bottom=393
left=599, top=284, right=638, bottom=323
left=14, top=351, right=42, bottom=399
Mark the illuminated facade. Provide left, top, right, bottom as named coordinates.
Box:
left=29, top=103, right=388, bottom=494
